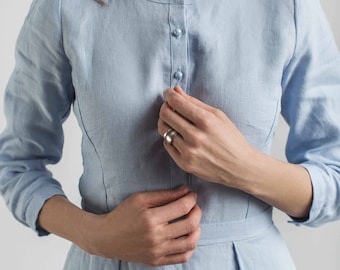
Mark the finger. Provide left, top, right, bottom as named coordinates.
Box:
left=159, top=102, right=197, bottom=140
left=158, top=119, right=186, bottom=153
left=140, top=185, right=190, bottom=208
left=164, top=225, right=201, bottom=257
left=173, top=85, right=216, bottom=113
left=152, top=226, right=201, bottom=266
left=165, top=205, right=202, bottom=239
left=158, top=118, right=178, bottom=143
left=163, top=89, right=203, bottom=125
left=163, top=137, right=184, bottom=160
left=164, top=88, right=215, bottom=127
left=158, top=118, right=171, bottom=138
left=151, top=192, right=197, bottom=224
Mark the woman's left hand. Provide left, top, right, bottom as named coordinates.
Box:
left=158, top=85, right=255, bottom=188
left=158, top=85, right=313, bottom=218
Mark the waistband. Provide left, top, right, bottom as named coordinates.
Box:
left=83, top=201, right=274, bottom=245
left=198, top=206, right=273, bottom=246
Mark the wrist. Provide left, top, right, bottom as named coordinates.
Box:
left=219, top=145, right=261, bottom=193
left=38, top=196, right=103, bottom=254
left=73, top=210, right=102, bottom=255
left=235, top=148, right=270, bottom=195
left=231, top=148, right=312, bottom=218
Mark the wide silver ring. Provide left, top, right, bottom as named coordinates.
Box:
left=163, top=128, right=178, bottom=145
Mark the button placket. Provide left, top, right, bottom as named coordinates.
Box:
left=169, top=4, right=187, bottom=90
left=168, top=4, right=191, bottom=189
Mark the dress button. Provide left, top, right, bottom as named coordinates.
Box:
left=172, top=28, right=183, bottom=38
left=174, top=70, right=184, bottom=81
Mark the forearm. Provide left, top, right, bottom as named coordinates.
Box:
left=234, top=148, right=313, bottom=219
left=37, top=195, right=97, bottom=253
left=37, top=188, right=202, bottom=266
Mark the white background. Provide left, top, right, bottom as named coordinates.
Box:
left=1, top=1, right=340, bottom=269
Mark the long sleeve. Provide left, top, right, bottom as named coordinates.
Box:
left=0, top=0, right=74, bottom=235
left=281, top=0, right=340, bottom=227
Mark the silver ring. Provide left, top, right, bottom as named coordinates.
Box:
left=163, top=128, right=178, bottom=145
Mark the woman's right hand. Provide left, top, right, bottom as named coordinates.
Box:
left=81, top=185, right=202, bottom=266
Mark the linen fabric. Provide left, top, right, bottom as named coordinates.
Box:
left=1, top=0, right=340, bottom=269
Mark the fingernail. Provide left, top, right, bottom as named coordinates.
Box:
left=174, top=85, right=184, bottom=93
left=163, top=88, right=172, bottom=97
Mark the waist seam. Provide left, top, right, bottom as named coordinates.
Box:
left=198, top=207, right=273, bottom=246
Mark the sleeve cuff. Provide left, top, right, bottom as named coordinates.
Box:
left=288, top=163, right=327, bottom=227
left=26, top=182, right=66, bottom=236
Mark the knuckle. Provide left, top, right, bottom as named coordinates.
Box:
left=178, top=252, right=192, bottom=264
left=213, top=108, right=225, bottom=118
left=178, top=194, right=196, bottom=215
left=182, top=147, right=197, bottom=163
left=192, top=204, right=202, bottom=219
left=194, top=226, right=202, bottom=240
left=178, top=199, right=193, bottom=215
left=197, top=117, right=210, bottom=130
left=198, top=108, right=224, bottom=130
left=190, top=225, right=201, bottom=240
left=187, top=238, right=198, bottom=251
left=183, top=231, right=200, bottom=252
left=188, top=130, right=206, bottom=148
left=196, top=207, right=203, bottom=220
left=168, top=94, right=181, bottom=109
left=141, top=210, right=157, bottom=228
left=187, top=218, right=199, bottom=232
left=144, top=231, right=160, bottom=248
left=130, top=192, right=145, bottom=204
left=159, top=106, right=169, bottom=120
left=149, top=247, right=161, bottom=260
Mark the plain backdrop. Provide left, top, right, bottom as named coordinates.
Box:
left=0, top=1, right=340, bottom=269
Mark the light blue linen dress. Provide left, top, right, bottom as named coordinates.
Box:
left=1, top=0, right=340, bottom=269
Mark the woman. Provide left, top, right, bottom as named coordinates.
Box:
left=1, top=0, right=340, bottom=269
